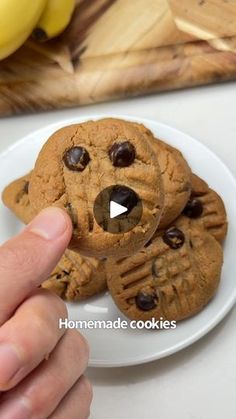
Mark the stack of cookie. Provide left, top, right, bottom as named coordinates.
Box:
left=2, top=118, right=228, bottom=323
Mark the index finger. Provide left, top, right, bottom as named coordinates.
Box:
left=0, top=207, right=72, bottom=326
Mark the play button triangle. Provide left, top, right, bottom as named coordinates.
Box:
left=93, top=185, right=143, bottom=234
left=110, top=200, right=127, bottom=219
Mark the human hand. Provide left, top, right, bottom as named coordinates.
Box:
left=0, top=207, right=92, bottom=418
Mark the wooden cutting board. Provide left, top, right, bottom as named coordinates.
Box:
left=1, top=0, right=236, bottom=116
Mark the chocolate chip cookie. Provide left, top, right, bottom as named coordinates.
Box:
left=179, top=174, right=228, bottom=243
left=42, top=250, right=107, bottom=301
left=106, top=223, right=223, bottom=322
left=151, top=139, right=192, bottom=228
left=29, top=118, right=164, bottom=258
left=2, top=172, right=34, bottom=224
left=134, top=123, right=192, bottom=228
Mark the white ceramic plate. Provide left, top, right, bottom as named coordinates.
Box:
left=0, top=115, right=236, bottom=368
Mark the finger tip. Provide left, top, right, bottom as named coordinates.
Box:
left=52, top=207, right=73, bottom=238
left=27, top=207, right=73, bottom=242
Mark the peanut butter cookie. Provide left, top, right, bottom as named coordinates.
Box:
left=134, top=123, right=192, bottom=228
left=42, top=250, right=107, bottom=301
left=29, top=118, right=164, bottom=258
left=180, top=174, right=228, bottom=243
left=106, top=223, right=223, bottom=322
left=2, top=172, right=34, bottom=224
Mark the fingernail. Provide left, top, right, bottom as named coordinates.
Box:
left=28, top=207, right=69, bottom=240
left=0, top=344, right=22, bottom=385
left=0, top=397, right=31, bottom=419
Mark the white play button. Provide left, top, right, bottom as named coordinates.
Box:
left=93, top=185, right=143, bottom=234
left=110, top=200, right=128, bottom=219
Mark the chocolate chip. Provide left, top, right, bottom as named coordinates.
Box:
left=23, top=181, right=29, bottom=194
left=144, top=238, right=153, bottom=248
left=110, top=185, right=138, bottom=215
left=62, top=270, right=69, bottom=276
left=136, top=291, right=158, bottom=311
left=63, top=147, right=90, bottom=172
left=109, top=141, right=135, bottom=167
left=183, top=198, right=203, bottom=218
left=162, top=227, right=185, bottom=249
left=66, top=203, right=78, bottom=228
left=56, top=271, right=69, bottom=279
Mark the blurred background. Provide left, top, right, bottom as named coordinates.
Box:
left=1, top=0, right=236, bottom=116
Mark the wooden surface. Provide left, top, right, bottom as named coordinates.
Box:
left=1, top=0, right=236, bottom=116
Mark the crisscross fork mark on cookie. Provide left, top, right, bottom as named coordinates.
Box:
left=114, top=239, right=197, bottom=320
left=181, top=174, right=228, bottom=243
left=107, top=225, right=223, bottom=322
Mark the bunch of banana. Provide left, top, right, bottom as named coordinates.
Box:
left=33, top=0, right=76, bottom=42
left=0, top=0, right=76, bottom=61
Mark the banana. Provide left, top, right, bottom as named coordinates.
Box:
left=0, top=0, right=47, bottom=60
left=33, top=0, right=76, bottom=42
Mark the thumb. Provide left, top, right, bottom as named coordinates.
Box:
left=0, top=207, right=72, bottom=325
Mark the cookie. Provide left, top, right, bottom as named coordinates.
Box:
left=179, top=174, right=228, bottom=243
left=2, top=172, right=34, bottom=224
left=151, top=139, right=192, bottom=228
left=134, top=123, right=192, bottom=228
left=29, top=118, right=164, bottom=258
left=106, top=223, right=223, bottom=322
left=42, top=250, right=107, bottom=301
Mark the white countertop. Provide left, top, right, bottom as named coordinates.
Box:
left=0, top=83, right=236, bottom=419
